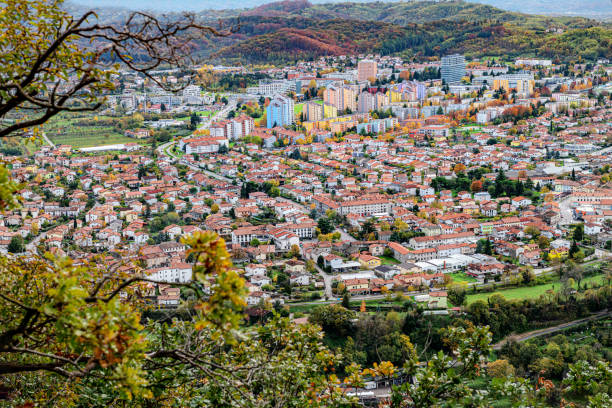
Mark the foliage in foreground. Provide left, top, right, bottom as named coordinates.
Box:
left=1, top=232, right=611, bottom=407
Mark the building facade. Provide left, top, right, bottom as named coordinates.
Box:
left=441, top=54, right=466, bottom=85
left=266, top=95, right=295, bottom=128
left=358, top=59, right=378, bottom=82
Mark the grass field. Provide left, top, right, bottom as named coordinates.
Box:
left=467, top=274, right=606, bottom=304
left=0, top=136, right=42, bottom=155
left=380, top=255, right=400, bottom=265
left=49, top=131, right=140, bottom=148
left=449, top=272, right=477, bottom=283
left=42, top=112, right=151, bottom=148
left=294, top=103, right=304, bottom=117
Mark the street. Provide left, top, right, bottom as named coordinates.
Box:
left=492, top=309, right=610, bottom=350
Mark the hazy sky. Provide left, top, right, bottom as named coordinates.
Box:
left=70, top=0, right=612, bottom=15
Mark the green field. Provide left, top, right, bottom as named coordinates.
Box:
left=42, top=112, right=151, bottom=148
left=49, top=130, right=140, bottom=148
left=294, top=103, right=304, bottom=116
left=449, top=272, right=477, bottom=283
left=380, top=255, right=400, bottom=265
left=0, top=136, right=42, bottom=155
left=467, top=274, right=606, bottom=304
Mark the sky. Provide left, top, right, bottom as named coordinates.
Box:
left=70, top=0, right=612, bottom=16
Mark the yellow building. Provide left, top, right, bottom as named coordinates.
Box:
left=344, top=278, right=370, bottom=293
left=516, top=79, right=535, bottom=96
left=358, top=254, right=382, bottom=269
left=323, top=103, right=338, bottom=119
left=493, top=79, right=510, bottom=91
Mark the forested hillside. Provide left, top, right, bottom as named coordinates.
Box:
left=67, top=0, right=612, bottom=64
left=209, top=12, right=611, bottom=64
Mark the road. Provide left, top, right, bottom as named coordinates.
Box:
left=157, top=97, right=237, bottom=183
left=557, top=195, right=575, bottom=226
left=26, top=230, right=47, bottom=253
left=292, top=255, right=611, bottom=307
left=337, top=227, right=356, bottom=242
left=41, top=131, right=55, bottom=148
left=492, top=310, right=610, bottom=350
left=315, top=264, right=334, bottom=300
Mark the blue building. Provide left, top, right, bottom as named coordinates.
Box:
left=266, top=95, right=295, bottom=128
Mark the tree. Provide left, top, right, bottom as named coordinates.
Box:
left=0, top=0, right=237, bottom=210
left=521, top=267, right=535, bottom=284
left=538, top=235, right=550, bottom=249
left=287, top=244, right=300, bottom=258
left=470, top=179, right=482, bottom=193
left=525, top=225, right=540, bottom=239
left=453, top=163, right=467, bottom=174
left=341, top=293, right=351, bottom=309
left=387, top=326, right=546, bottom=407
left=309, top=304, right=355, bottom=338
left=317, top=217, right=334, bottom=235
left=573, top=223, right=584, bottom=242
left=1, top=232, right=359, bottom=406
left=447, top=283, right=467, bottom=307
left=210, top=203, right=219, bottom=214
left=476, top=238, right=493, bottom=255
left=487, top=359, right=516, bottom=378
left=0, top=0, right=235, bottom=139
left=7, top=235, right=24, bottom=253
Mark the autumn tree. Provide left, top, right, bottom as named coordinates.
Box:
left=470, top=179, right=483, bottom=193
left=0, top=0, right=237, bottom=209
left=453, top=163, right=467, bottom=174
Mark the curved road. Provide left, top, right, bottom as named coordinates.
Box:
left=492, top=310, right=610, bottom=350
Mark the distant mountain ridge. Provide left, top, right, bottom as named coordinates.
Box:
left=69, top=0, right=612, bottom=20
left=64, top=0, right=612, bottom=64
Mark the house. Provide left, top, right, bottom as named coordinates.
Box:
left=270, top=228, right=300, bottom=252
left=428, top=291, right=448, bottom=309
left=511, top=196, right=532, bottom=208
left=290, top=273, right=311, bottom=286
left=374, top=265, right=400, bottom=280
left=285, top=259, right=306, bottom=274
left=584, top=222, right=602, bottom=235
left=251, top=275, right=271, bottom=287
left=388, top=241, right=411, bottom=263
left=358, top=254, right=381, bottom=269
left=344, top=278, right=370, bottom=295
left=243, top=259, right=266, bottom=272
left=133, top=231, right=150, bottom=245
left=157, top=285, right=181, bottom=307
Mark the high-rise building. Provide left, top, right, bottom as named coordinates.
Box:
left=323, top=85, right=357, bottom=113
left=358, top=91, right=389, bottom=113
left=441, top=54, right=466, bottom=85
left=304, top=102, right=323, bottom=122
left=266, top=95, right=294, bottom=128
left=323, top=103, right=337, bottom=119
left=358, top=59, right=378, bottom=83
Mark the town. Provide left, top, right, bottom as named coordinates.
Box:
left=2, top=0, right=612, bottom=404
left=3, top=53, right=610, bottom=314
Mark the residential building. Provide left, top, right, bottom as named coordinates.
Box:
left=304, top=101, right=323, bottom=122
left=441, top=54, right=466, bottom=85
left=266, top=95, right=295, bottom=128
left=357, top=59, right=378, bottom=82
left=323, top=85, right=357, bottom=113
